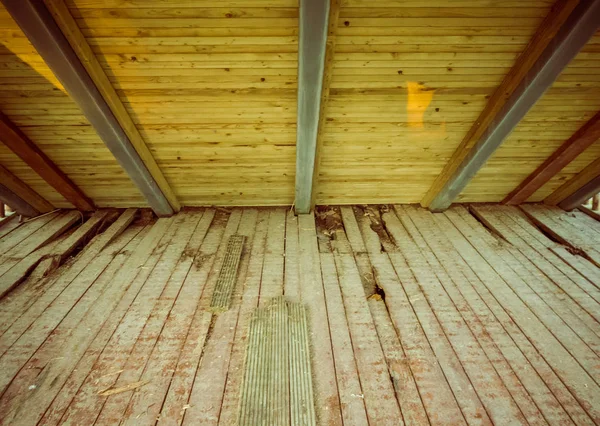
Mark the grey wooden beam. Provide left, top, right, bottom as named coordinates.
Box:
left=425, top=0, right=600, bottom=211
left=0, top=183, right=39, bottom=217
left=558, top=175, right=600, bottom=211
left=294, top=0, right=330, bottom=214
left=2, top=0, right=174, bottom=216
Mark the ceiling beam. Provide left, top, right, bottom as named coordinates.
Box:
left=545, top=157, right=600, bottom=210
left=504, top=111, right=600, bottom=205
left=420, top=0, right=600, bottom=211
left=0, top=111, right=95, bottom=211
left=307, top=0, right=341, bottom=212
left=43, top=0, right=180, bottom=214
left=2, top=0, right=176, bottom=217
left=0, top=164, right=54, bottom=216
left=294, top=0, right=331, bottom=214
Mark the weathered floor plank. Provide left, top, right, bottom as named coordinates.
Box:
left=1, top=205, right=599, bottom=426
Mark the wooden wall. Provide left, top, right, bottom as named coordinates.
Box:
left=315, top=0, right=555, bottom=204
left=68, top=0, right=298, bottom=206
left=0, top=5, right=145, bottom=207
left=0, top=0, right=598, bottom=208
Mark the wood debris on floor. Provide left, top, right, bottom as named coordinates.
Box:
left=0, top=204, right=599, bottom=425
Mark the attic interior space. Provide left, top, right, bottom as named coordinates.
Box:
left=1, top=0, right=600, bottom=425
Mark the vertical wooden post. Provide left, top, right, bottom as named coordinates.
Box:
left=0, top=202, right=5, bottom=218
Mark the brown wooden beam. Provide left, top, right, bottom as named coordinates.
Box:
left=545, top=157, right=600, bottom=209
left=0, top=183, right=40, bottom=217
left=0, top=112, right=94, bottom=211
left=504, top=111, right=600, bottom=204
left=420, top=0, right=598, bottom=211
left=0, top=164, right=54, bottom=214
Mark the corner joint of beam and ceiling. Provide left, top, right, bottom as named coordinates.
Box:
left=0, top=164, right=54, bottom=217
left=503, top=110, right=600, bottom=205
left=419, top=0, right=600, bottom=212
left=3, top=0, right=180, bottom=216
left=0, top=111, right=94, bottom=211
left=545, top=157, right=600, bottom=210
left=294, top=0, right=339, bottom=215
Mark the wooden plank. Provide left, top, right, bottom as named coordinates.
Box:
left=0, top=223, right=151, bottom=422
left=504, top=111, right=600, bottom=204
left=429, top=208, right=592, bottom=424
left=53, top=213, right=193, bottom=425
left=0, top=112, right=93, bottom=211
left=400, top=205, right=549, bottom=423
left=11, top=217, right=172, bottom=426
left=181, top=208, right=259, bottom=425
left=366, top=251, right=466, bottom=425
left=471, top=205, right=600, bottom=320
left=297, top=213, right=342, bottom=425
left=294, top=0, right=331, bottom=213
left=453, top=206, right=600, bottom=359
left=0, top=209, right=137, bottom=340
left=420, top=0, right=596, bottom=210
left=92, top=212, right=205, bottom=425
left=0, top=214, right=20, bottom=240
left=44, top=0, right=180, bottom=213
left=0, top=211, right=79, bottom=278
left=319, top=252, right=369, bottom=425
left=332, top=252, right=403, bottom=424
left=384, top=208, right=524, bottom=424
left=284, top=210, right=300, bottom=302
left=0, top=211, right=107, bottom=298
left=108, top=210, right=216, bottom=426
left=458, top=208, right=600, bottom=349
left=443, top=208, right=600, bottom=421
left=259, top=208, right=286, bottom=303
left=0, top=164, right=54, bottom=214
left=521, top=204, right=600, bottom=267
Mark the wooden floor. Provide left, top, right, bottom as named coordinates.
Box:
left=1, top=204, right=600, bottom=425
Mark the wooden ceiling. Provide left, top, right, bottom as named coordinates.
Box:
left=0, top=0, right=598, bottom=213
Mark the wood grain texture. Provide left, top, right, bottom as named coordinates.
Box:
left=504, top=110, right=600, bottom=204
left=43, top=0, right=180, bottom=212
left=0, top=164, right=54, bottom=214
left=545, top=156, right=600, bottom=206
left=0, top=111, right=93, bottom=211
left=421, top=0, right=579, bottom=207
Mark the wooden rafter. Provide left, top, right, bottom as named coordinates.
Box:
left=2, top=0, right=177, bottom=216
left=0, top=112, right=94, bottom=211
left=294, top=0, right=332, bottom=214
left=0, top=164, right=54, bottom=215
left=545, top=157, right=600, bottom=210
left=504, top=111, right=600, bottom=205
left=420, top=0, right=600, bottom=211
left=43, top=0, right=180, bottom=213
